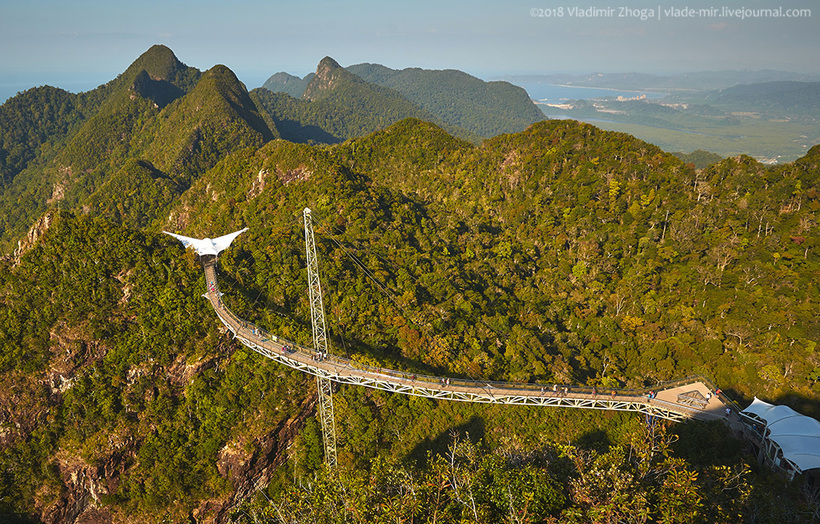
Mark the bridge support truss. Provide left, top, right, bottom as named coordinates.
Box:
left=304, top=208, right=338, bottom=470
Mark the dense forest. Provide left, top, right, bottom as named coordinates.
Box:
left=261, top=72, right=313, bottom=99
left=1, top=45, right=819, bottom=523
left=344, top=63, right=544, bottom=138
left=251, top=57, right=463, bottom=145
left=261, top=61, right=543, bottom=139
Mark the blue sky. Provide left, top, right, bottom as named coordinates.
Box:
left=1, top=0, right=818, bottom=100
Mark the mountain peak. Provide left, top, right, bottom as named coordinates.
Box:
left=262, top=72, right=311, bottom=98
left=126, top=45, right=185, bottom=82
left=177, top=64, right=275, bottom=142
left=202, top=64, right=241, bottom=84
left=302, top=56, right=357, bottom=101
left=121, top=45, right=201, bottom=94
left=317, top=56, right=342, bottom=73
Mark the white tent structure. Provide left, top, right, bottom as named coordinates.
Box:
left=163, top=228, right=248, bottom=257
left=741, top=397, right=820, bottom=479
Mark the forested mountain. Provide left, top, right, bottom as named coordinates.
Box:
left=704, top=80, right=820, bottom=116
left=347, top=62, right=544, bottom=137
left=671, top=149, right=725, bottom=169
left=0, top=45, right=273, bottom=250
left=261, top=71, right=313, bottom=98
left=1, top=46, right=820, bottom=523
left=262, top=60, right=544, bottom=139
left=249, top=57, right=473, bottom=144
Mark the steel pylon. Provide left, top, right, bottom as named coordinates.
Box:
left=303, top=208, right=338, bottom=470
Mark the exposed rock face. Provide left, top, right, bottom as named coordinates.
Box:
left=38, top=453, right=121, bottom=524
left=167, top=353, right=219, bottom=388
left=275, top=165, right=313, bottom=186
left=0, top=372, right=47, bottom=450
left=193, top=393, right=316, bottom=523
left=13, top=210, right=56, bottom=266
left=28, top=351, right=314, bottom=524
left=301, top=56, right=350, bottom=101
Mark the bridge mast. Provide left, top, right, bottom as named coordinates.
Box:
left=303, top=208, right=338, bottom=470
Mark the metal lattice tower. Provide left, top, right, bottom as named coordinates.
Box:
left=303, top=208, right=338, bottom=470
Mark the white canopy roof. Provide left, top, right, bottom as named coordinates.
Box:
left=163, top=228, right=248, bottom=257
left=742, top=397, right=820, bottom=473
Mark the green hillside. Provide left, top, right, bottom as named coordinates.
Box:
left=261, top=71, right=313, bottom=98
left=347, top=62, right=545, bottom=137
left=1, top=46, right=819, bottom=523
left=0, top=47, right=273, bottom=251
left=252, top=57, right=477, bottom=144
left=0, top=86, right=87, bottom=186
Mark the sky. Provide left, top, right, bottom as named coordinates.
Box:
left=1, top=0, right=819, bottom=101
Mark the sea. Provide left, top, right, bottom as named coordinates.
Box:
left=509, top=81, right=667, bottom=106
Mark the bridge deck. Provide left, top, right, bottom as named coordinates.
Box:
left=202, top=260, right=727, bottom=423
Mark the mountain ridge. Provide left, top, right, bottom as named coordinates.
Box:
left=346, top=62, right=544, bottom=137
left=0, top=49, right=276, bottom=250
left=251, top=55, right=467, bottom=145
left=1, top=45, right=819, bottom=524
left=704, top=80, right=820, bottom=114
left=263, top=60, right=544, bottom=139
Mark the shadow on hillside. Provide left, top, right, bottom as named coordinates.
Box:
left=729, top=387, right=820, bottom=420
left=573, top=428, right=613, bottom=451
left=772, top=391, right=820, bottom=420
left=408, top=416, right=486, bottom=468
left=276, top=119, right=340, bottom=145
left=670, top=419, right=744, bottom=466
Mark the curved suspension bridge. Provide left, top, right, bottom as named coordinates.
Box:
left=166, top=212, right=736, bottom=470
left=198, top=258, right=730, bottom=425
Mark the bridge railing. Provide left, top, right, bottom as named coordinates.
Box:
left=212, top=294, right=660, bottom=399
left=205, top=260, right=729, bottom=404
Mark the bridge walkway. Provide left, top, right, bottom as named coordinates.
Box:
left=202, top=259, right=727, bottom=423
